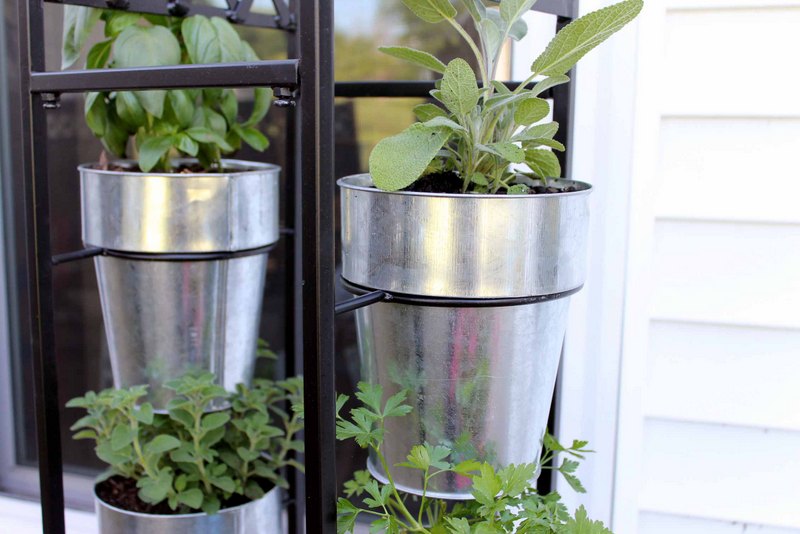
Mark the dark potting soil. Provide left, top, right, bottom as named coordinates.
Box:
left=401, top=172, right=579, bottom=195
left=96, top=475, right=258, bottom=515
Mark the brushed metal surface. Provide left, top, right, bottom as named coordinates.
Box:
left=95, top=484, right=283, bottom=533
left=338, top=174, right=591, bottom=298
left=356, top=299, right=569, bottom=499
left=95, top=253, right=268, bottom=409
left=81, top=159, right=280, bottom=253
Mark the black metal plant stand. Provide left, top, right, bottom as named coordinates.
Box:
left=13, top=0, right=576, bottom=532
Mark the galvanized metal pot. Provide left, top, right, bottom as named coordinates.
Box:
left=80, top=160, right=280, bottom=409
left=95, top=484, right=283, bottom=533
left=338, top=174, right=591, bottom=500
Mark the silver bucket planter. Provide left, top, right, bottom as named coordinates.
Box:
left=80, top=160, right=280, bottom=409
left=338, top=174, right=591, bottom=499
left=95, top=485, right=283, bottom=533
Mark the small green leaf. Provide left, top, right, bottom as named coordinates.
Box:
left=201, top=411, right=230, bottom=431
left=168, top=90, right=194, bottom=128
left=530, top=75, right=571, bottom=97
left=337, top=498, right=360, bottom=534
left=137, top=470, right=173, bottom=504
left=446, top=517, right=472, bottom=534
left=379, top=46, right=446, bottom=74
left=177, top=488, right=203, bottom=509
left=144, top=434, right=180, bottom=456
left=210, top=475, right=236, bottom=493
left=478, top=142, right=525, bottom=164
left=105, top=12, right=141, bottom=37
left=526, top=149, right=562, bottom=179
left=181, top=16, right=221, bottom=64
left=186, top=127, right=233, bottom=152
left=115, top=91, right=146, bottom=129
left=479, top=17, right=503, bottom=68
left=138, top=135, right=174, bottom=172
left=71, top=429, right=97, bottom=440
left=507, top=184, right=530, bottom=195
left=471, top=173, right=488, bottom=186
left=113, top=25, right=181, bottom=68
left=85, top=39, right=113, bottom=69
left=134, top=403, right=154, bottom=425
left=176, top=133, right=199, bottom=156
left=369, top=123, right=450, bottom=192
left=440, top=58, right=480, bottom=116
left=243, top=88, right=273, bottom=127
left=501, top=0, right=537, bottom=24
left=508, top=17, right=529, bottom=41
left=135, top=90, right=167, bottom=118
left=561, top=505, right=611, bottom=533
left=211, top=17, right=244, bottom=62
left=498, top=462, right=537, bottom=497
left=401, top=0, right=457, bottom=23
left=111, top=425, right=137, bottom=451
left=471, top=463, right=502, bottom=506
left=61, top=6, right=102, bottom=69
left=531, top=0, right=643, bottom=76
left=413, top=103, right=447, bottom=122
left=237, top=126, right=269, bottom=151
left=220, top=90, right=238, bottom=124
left=460, top=0, right=485, bottom=22
left=423, top=116, right=467, bottom=132
left=512, top=122, right=560, bottom=142
left=84, top=92, right=107, bottom=137
left=514, top=98, right=550, bottom=126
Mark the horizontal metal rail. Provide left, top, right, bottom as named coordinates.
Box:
left=334, top=81, right=552, bottom=99
left=30, top=60, right=299, bottom=93
left=334, top=290, right=391, bottom=315
left=43, top=0, right=291, bottom=29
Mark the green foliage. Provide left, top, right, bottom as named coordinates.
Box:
left=371, top=0, right=643, bottom=192
left=335, top=383, right=613, bottom=533
left=61, top=7, right=274, bottom=172
left=67, top=372, right=304, bottom=514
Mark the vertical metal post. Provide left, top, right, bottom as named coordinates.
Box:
left=297, top=0, right=337, bottom=532
left=284, top=5, right=304, bottom=532
left=16, top=0, right=65, bottom=531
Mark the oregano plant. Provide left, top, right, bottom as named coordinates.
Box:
left=370, top=0, right=643, bottom=193
left=62, top=7, right=273, bottom=172
left=336, top=382, right=611, bottom=533
left=67, top=372, right=304, bottom=514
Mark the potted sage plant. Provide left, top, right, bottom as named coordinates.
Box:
left=338, top=0, right=642, bottom=498
left=63, top=7, right=279, bottom=408
left=67, top=372, right=304, bottom=533
left=336, top=382, right=612, bottom=533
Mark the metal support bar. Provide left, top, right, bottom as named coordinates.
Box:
left=18, top=0, right=65, bottom=530
left=334, top=81, right=551, bottom=99
left=334, top=290, right=391, bottom=315
left=30, top=60, right=299, bottom=94
left=43, top=0, right=284, bottom=29
left=297, top=0, right=337, bottom=532
left=51, top=247, right=103, bottom=266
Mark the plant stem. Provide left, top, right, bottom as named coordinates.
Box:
left=375, top=446, right=429, bottom=533
left=446, top=18, right=488, bottom=86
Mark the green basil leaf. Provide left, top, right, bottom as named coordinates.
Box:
left=378, top=46, right=446, bottom=74
left=181, top=15, right=221, bottom=64
left=84, top=92, right=107, bottom=137
left=243, top=87, right=273, bottom=127
left=105, top=12, right=141, bottom=37
left=61, top=6, right=101, bottom=70
left=531, top=0, right=643, bottom=76
left=85, top=39, right=113, bottom=70
left=115, top=91, right=146, bottom=129
left=168, top=90, right=194, bottom=128
left=176, top=133, right=199, bottom=156
left=211, top=17, right=244, bottom=62
left=236, top=126, right=269, bottom=152
left=220, top=90, right=238, bottom=125
left=113, top=25, right=181, bottom=68
left=134, top=90, right=167, bottom=119
left=138, top=135, right=175, bottom=172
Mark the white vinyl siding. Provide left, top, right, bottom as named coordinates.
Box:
left=614, top=1, right=800, bottom=532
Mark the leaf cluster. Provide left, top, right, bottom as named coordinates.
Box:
left=370, top=0, right=643, bottom=193
left=62, top=7, right=273, bottom=172
left=336, top=382, right=612, bottom=533
left=67, top=372, right=304, bottom=514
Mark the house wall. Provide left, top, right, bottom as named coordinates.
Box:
left=513, top=1, right=800, bottom=533
left=612, top=1, right=800, bottom=532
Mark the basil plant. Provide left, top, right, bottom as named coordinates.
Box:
left=370, top=0, right=643, bottom=193
left=62, top=7, right=273, bottom=172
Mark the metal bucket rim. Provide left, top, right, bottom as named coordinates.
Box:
left=93, top=483, right=279, bottom=519
left=337, top=173, right=593, bottom=199
left=79, top=158, right=281, bottom=178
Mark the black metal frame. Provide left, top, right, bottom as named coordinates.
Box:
left=12, top=0, right=576, bottom=532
